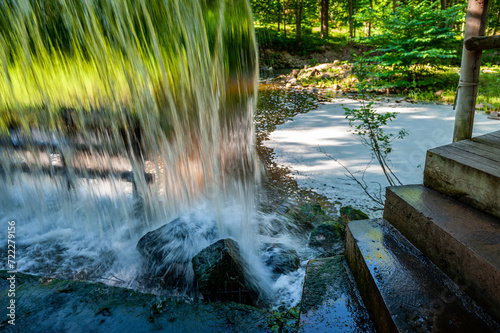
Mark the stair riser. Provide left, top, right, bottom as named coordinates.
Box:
left=384, top=188, right=500, bottom=322
left=424, top=149, right=500, bottom=220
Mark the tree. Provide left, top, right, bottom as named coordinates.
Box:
left=357, top=1, right=465, bottom=88
left=348, top=0, right=355, bottom=40
left=295, top=0, right=304, bottom=41
left=319, top=0, right=330, bottom=38
left=488, top=1, right=500, bottom=35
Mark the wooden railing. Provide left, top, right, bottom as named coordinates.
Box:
left=453, top=0, right=499, bottom=142
left=0, top=137, right=154, bottom=185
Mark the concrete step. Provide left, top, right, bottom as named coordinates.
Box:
left=346, top=218, right=500, bottom=333
left=383, top=184, right=500, bottom=323
left=298, top=256, right=376, bottom=332
left=424, top=130, right=500, bottom=219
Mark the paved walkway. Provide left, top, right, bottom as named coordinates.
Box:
left=267, top=98, right=499, bottom=216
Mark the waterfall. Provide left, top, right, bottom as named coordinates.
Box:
left=0, top=0, right=305, bottom=306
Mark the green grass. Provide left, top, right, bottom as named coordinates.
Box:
left=286, top=61, right=500, bottom=111
left=407, top=66, right=500, bottom=111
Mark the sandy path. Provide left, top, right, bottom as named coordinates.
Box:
left=266, top=97, right=499, bottom=216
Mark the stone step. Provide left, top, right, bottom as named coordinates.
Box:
left=346, top=218, right=499, bottom=333
left=298, top=256, right=376, bottom=332
left=383, top=185, right=500, bottom=323
left=423, top=130, right=500, bottom=219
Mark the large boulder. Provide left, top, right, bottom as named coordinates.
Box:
left=308, top=221, right=344, bottom=257
left=136, top=217, right=218, bottom=291
left=192, top=239, right=258, bottom=305
left=261, top=243, right=300, bottom=277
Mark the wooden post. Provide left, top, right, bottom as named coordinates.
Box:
left=453, top=0, right=490, bottom=142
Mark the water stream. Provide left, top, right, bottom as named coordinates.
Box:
left=0, top=0, right=310, bottom=307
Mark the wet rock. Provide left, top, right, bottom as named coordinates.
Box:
left=299, top=257, right=376, bottom=331
left=287, top=203, right=331, bottom=231
left=261, top=243, right=300, bottom=276
left=288, top=78, right=297, bottom=86
left=192, top=239, right=258, bottom=305
left=308, top=221, right=344, bottom=257
left=339, top=206, right=369, bottom=223
left=136, top=217, right=218, bottom=290
left=0, top=270, right=271, bottom=332
left=291, top=69, right=300, bottom=78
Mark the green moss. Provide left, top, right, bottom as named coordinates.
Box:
left=287, top=202, right=332, bottom=230
left=339, top=206, right=369, bottom=223
left=300, top=256, right=346, bottom=312
left=308, top=222, right=344, bottom=257
left=0, top=270, right=271, bottom=332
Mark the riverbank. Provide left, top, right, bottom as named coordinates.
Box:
left=264, top=95, right=499, bottom=217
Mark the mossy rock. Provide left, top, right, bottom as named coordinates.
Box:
left=308, top=221, right=344, bottom=257
left=0, top=270, right=271, bottom=332
left=339, top=206, right=369, bottom=223
left=136, top=217, right=218, bottom=291
left=287, top=202, right=331, bottom=231
left=192, top=239, right=258, bottom=305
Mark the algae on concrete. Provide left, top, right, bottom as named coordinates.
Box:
left=0, top=270, right=271, bottom=333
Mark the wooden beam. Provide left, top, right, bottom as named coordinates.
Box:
left=465, top=35, right=500, bottom=51
left=453, top=0, right=490, bottom=142
left=1, top=163, right=155, bottom=183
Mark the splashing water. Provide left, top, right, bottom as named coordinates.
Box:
left=0, top=0, right=307, bottom=307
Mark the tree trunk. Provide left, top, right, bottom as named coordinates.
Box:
left=368, top=0, right=373, bottom=37
left=393, top=0, right=397, bottom=13
left=493, top=7, right=500, bottom=35
left=277, top=0, right=281, bottom=32
left=283, top=0, right=287, bottom=37
left=296, top=0, right=303, bottom=42
left=320, top=0, right=330, bottom=38
left=441, top=0, right=447, bottom=10
left=349, top=0, right=354, bottom=40
left=453, top=0, right=490, bottom=142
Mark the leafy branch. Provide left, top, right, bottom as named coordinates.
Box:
left=343, top=96, right=408, bottom=187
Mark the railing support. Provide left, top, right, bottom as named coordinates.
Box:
left=465, top=35, right=500, bottom=51
left=453, top=0, right=490, bottom=142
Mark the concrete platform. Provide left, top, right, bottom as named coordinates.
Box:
left=346, top=218, right=499, bottom=333
left=424, top=130, right=500, bottom=219
left=384, top=185, right=500, bottom=322
left=298, top=256, right=376, bottom=333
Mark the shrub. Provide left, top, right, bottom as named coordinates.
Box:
left=356, top=1, right=465, bottom=90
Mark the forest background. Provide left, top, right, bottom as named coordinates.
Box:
left=250, top=0, right=500, bottom=110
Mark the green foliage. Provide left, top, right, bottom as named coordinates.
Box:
left=0, top=0, right=258, bottom=135
left=343, top=89, right=408, bottom=186
left=266, top=306, right=300, bottom=333
left=354, top=1, right=465, bottom=90
left=255, top=25, right=334, bottom=56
